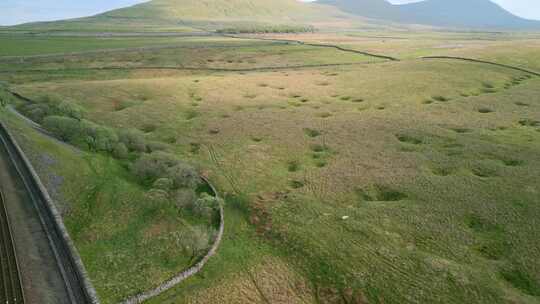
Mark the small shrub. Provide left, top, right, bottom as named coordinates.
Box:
left=173, top=225, right=215, bottom=261
left=21, top=103, right=51, bottom=123
left=471, top=166, right=497, bottom=178
left=303, top=128, right=321, bottom=138
left=193, top=193, right=219, bottom=219
left=112, top=142, right=129, bottom=159
left=316, top=112, right=332, bottom=118
left=174, top=188, right=197, bottom=209
left=140, top=124, right=156, bottom=133
left=396, top=134, right=422, bottom=145
left=519, top=119, right=540, bottom=127
left=145, top=189, right=170, bottom=203
left=190, top=143, right=201, bottom=154
left=56, top=101, right=84, bottom=120
left=287, top=160, right=300, bottom=172
left=482, top=82, right=495, bottom=89
left=185, top=109, right=199, bottom=120
left=502, top=159, right=524, bottom=167
left=167, top=163, right=200, bottom=189
left=289, top=180, right=304, bottom=189
left=356, top=185, right=408, bottom=202
left=432, top=95, right=450, bottom=102
left=93, top=126, right=119, bottom=152
left=500, top=268, right=540, bottom=296
left=119, top=129, right=147, bottom=152
left=315, top=160, right=327, bottom=168
left=478, top=107, right=494, bottom=113
left=451, top=128, right=471, bottom=134
left=132, top=152, right=180, bottom=184
left=153, top=178, right=174, bottom=191
left=310, top=143, right=328, bottom=153
left=42, top=115, right=83, bottom=142
left=477, top=241, right=509, bottom=260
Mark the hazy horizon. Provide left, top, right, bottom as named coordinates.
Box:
left=1, top=0, right=539, bottom=26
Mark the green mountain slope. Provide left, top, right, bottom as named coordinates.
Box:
left=10, top=0, right=351, bottom=32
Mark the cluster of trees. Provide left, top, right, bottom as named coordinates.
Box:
left=20, top=95, right=222, bottom=258
left=217, top=24, right=316, bottom=34
left=20, top=96, right=221, bottom=211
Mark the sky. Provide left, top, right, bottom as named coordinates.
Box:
left=0, top=0, right=539, bottom=26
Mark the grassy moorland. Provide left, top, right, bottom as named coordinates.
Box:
left=1, top=28, right=540, bottom=304
left=0, top=35, right=242, bottom=57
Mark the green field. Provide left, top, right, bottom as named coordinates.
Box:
left=1, top=15, right=540, bottom=304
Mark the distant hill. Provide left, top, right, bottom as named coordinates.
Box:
left=9, top=0, right=538, bottom=32
left=9, top=0, right=350, bottom=32
left=319, top=0, right=540, bottom=30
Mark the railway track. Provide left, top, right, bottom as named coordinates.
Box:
left=0, top=123, right=98, bottom=304
left=0, top=189, right=25, bottom=304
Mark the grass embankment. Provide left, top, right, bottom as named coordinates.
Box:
left=0, top=90, right=221, bottom=303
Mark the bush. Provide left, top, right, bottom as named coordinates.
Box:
left=145, top=188, right=170, bottom=203
left=42, top=115, right=83, bottom=142
left=119, top=129, right=147, bottom=153
left=81, top=120, right=119, bottom=152
left=167, top=163, right=200, bottom=189
left=93, top=126, right=119, bottom=152
left=153, top=178, right=174, bottom=191
left=112, top=142, right=129, bottom=159
left=21, top=103, right=51, bottom=123
left=192, top=193, right=219, bottom=219
left=173, top=225, right=215, bottom=261
left=173, top=188, right=197, bottom=209
left=56, top=101, right=84, bottom=120
left=131, top=151, right=180, bottom=184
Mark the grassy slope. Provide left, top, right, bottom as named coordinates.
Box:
left=0, top=36, right=257, bottom=57
left=6, top=32, right=540, bottom=304
left=0, top=43, right=380, bottom=73
left=0, top=105, right=215, bottom=303
left=7, top=0, right=352, bottom=32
